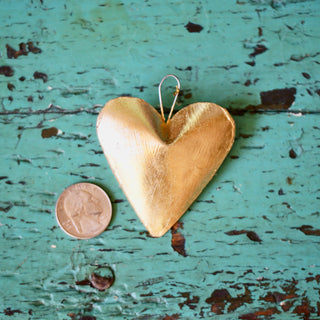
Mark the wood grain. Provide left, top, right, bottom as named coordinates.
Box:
left=1, top=0, right=319, bottom=319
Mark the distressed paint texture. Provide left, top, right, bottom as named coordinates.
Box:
left=0, top=0, right=320, bottom=319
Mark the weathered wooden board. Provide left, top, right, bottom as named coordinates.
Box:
left=1, top=0, right=319, bottom=114
left=1, top=0, right=320, bottom=319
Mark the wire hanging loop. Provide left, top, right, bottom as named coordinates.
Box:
left=158, top=74, right=181, bottom=122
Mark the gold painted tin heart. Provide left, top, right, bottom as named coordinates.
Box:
left=97, top=85, right=235, bottom=237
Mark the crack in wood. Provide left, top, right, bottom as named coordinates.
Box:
left=1, top=103, right=319, bottom=116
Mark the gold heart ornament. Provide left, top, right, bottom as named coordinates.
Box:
left=97, top=75, right=235, bottom=237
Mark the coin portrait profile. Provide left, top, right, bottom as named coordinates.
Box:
left=64, top=190, right=104, bottom=235
left=55, top=183, right=112, bottom=239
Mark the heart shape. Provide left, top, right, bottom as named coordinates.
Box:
left=97, top=97, right=235, bottom=237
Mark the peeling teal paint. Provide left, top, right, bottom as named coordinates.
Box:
left=1, top=0, right=320, bottom=319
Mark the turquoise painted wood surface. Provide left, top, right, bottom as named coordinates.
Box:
left=1, top=0, right=320, bottom=319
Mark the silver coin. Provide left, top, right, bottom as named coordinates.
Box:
left=55, top=183, right=112, bottom=239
